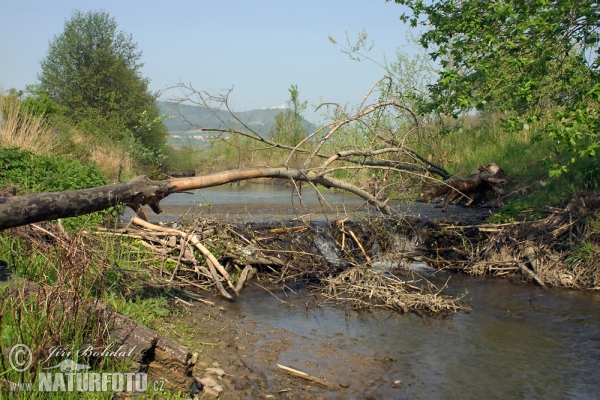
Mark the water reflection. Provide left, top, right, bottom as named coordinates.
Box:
left=160, top=183, right=365, bottom=206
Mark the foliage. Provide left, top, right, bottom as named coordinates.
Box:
left=0, top=147, right=115, bottom=230
left=36, top=9, right=167, bottom=160
left=391, top=0, right=600, bottom=174
left=270, top=85, right=309, bottom=147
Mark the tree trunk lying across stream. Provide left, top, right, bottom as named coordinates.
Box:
left=0, top=167, right=392, bottom=231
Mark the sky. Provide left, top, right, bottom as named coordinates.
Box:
left=0, top=0, right=417, bottom=119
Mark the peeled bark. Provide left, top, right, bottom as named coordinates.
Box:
left=0, top=167, right=391, bottom=231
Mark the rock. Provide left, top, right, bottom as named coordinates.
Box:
left=200, top=376, right=218, bottom=387
left=203, top=386, right=220, bottom=398
left=190, top=379, right=203, bottom=396
left=212, top=384, right=224, bottom=393
left=392, top=380, right=402, bottom=388
left=212, top=361, right=220, bottom=367
left=205, top=367, right=225, bottom=377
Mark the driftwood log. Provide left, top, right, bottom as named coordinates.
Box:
left=0, top=166, right=392, bottom=231
left=2, top=275, right=195, bottom=391
left=420, top=163, right=507, bottom=211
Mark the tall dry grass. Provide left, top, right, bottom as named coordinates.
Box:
left=71, top=128, right=133, bottom=181
left=0, top=90, right=56, bottom=154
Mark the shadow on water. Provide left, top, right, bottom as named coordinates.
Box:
left=223, top=274, right=600, bottom=399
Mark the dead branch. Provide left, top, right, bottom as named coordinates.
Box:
left=277, top=364, right=340, bottom=390
left=130, top=217, right=238, bottom=300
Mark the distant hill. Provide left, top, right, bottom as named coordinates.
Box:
left=157, top=101, right=316, bottom=142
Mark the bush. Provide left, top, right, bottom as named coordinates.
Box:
left=0, top=147, right=117, bottom=230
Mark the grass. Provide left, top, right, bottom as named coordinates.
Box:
left=0, top=90, right=56, bottom=154
left=0, top=143, right=187, bottom=397
left=0, top=223, right=188, bottom=399
left=429, top=113, right=550, bottom=182
left=1, top=90, right=139, bottom=182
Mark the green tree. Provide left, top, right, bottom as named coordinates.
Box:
left=271, top=84, right=308, bottom=146
left=36, top=9, right=167, bottom=157
left=392, top=0, right=600, bottom=174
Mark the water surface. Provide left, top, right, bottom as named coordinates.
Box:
left=224, top=274, right=600, bottom=399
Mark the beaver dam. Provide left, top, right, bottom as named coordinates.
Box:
left=104, top=188, right=600, bottom=305
left=3, top=186, right=600, bottom=398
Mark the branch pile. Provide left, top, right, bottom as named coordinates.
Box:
left=448, top=191, right=600, bottom=289
left=320, top=267, right=466, bottom=315
left=96, top=215, right=467, bottom=314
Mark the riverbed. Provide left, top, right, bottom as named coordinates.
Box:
left=156, top=185, right=600, bottom=399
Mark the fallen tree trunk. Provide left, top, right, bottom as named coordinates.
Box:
left=420, top=163, right=507, bottom=212
left=3, top=275, right=196, bottom=391
left=0, top=167, right=392, bottom=231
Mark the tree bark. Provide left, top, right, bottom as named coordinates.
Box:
left=419, top=163, right=507, bottom=212
left=0, top=167, right=391, bottom=231
left=4, top=275, right=195, bottom=391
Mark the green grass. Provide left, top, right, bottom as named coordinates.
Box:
left=411, top=113, right=599, bottom=222
left=0, top=225, right=187, bottom=398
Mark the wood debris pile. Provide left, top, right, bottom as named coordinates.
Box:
left=320, top=266, right=467, bottom=315
left=445, top=191, right=600, bottom=289
left=96, top=215, right=466, bottom=314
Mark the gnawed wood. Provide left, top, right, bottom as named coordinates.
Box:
left=420, top=163, right=507, bottom=211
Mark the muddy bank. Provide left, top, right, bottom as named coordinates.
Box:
left=169, top=277, right=600, bottom=399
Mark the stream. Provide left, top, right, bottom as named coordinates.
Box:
left=165, top=185, right=600, bottom=398
left=216, top=275, right=600, bottom=399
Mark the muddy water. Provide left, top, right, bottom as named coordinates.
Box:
left=159, top=186, right=599, bottom=398
left=222, top=275, right=600, bottom=399
left=146, top=183, right=489, bottom=223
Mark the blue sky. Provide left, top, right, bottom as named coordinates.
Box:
left=1, top=1, right=416, bottom=118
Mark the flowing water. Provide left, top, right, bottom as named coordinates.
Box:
left=163, top=186, right=600, bottom=398
left=223, top=276, right=600, bottom=399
